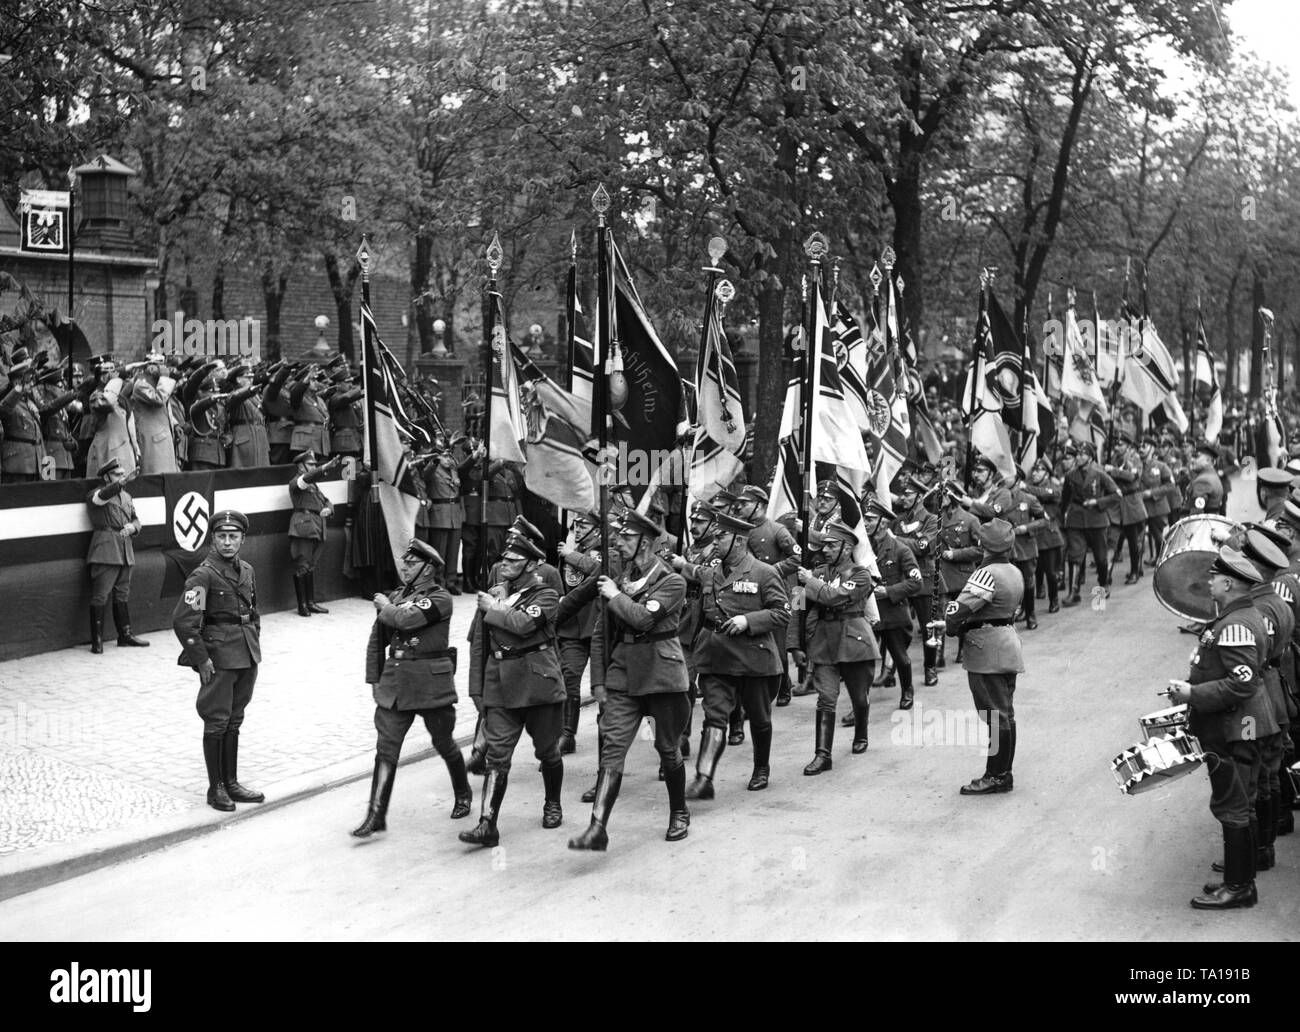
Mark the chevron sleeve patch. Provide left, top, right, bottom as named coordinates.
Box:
left=965, top=568, right=996, bottom=601
left=1275, top=582, right=1295, bottom=605
left=1218, top=624, right=1257, bottom=648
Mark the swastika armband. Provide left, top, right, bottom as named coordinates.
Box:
left=1232, top=664, right=1253, bottom=682
left=945, top=600, right=959, bottom=616
left=907, top=569, right=922, bottom=580
left=1193, top=497, right=1206, bottom=510
left=526, top=604, right=542, bottom=618
left=184, top=586, right=206, bottom=611
left=646, top=599, right=661, bottom=614
left=416, top=598, right=432, bottom=610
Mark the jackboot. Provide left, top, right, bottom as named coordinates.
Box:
left=747, top=725, right=772, bottom=791
left=803, top=710, right=835, bottom=775
left=1061, top=562, right=1081, bottom=606
left=848, top=684, right=870, bottom=753
left=960, top=724, right=1013, bottom=795
left=541, top=760, right=564, bottom=828
left=1213, top=817, right=1259, bottom=872
left=775, top=671, right=792, bottom=707
left=112, top=602, right=149, bottom=647
left=582, top=730, right=605, bottom=802
left=459, top=769, right=508, bottom=847
left=791, top=663, right=815, bottom=696
left=351, top=758, right=396, bottom=837
left=444, top=750, right=473, bottom=819
left=222, top=730, right=264, bottom=803
left=728, top=708, right=745, bottom=746
left=567, top=767, right=621, bottom=851
left=293, top=572, right=311, bottom=617
left=465, top=715, right=487, bottom=775
left=1193, top=825, right=1258, bottom=908
left=686, top=726, right=725, bottom=800
left=664, top=761, right=690, bottom=841
left=558, top=697, right=580, bottom=755
left=899, top=683, right=914, bottom=710
left=89, top=605, right=105, bottom=654
left=1256, top=798, right=1277, bottom=871
left=203, top=735, right=235, bottom=812
left=304, top=571, right=329, bottom=614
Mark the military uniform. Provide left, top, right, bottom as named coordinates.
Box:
left=421, top=459, right=464, bottom=590
left=802, top=524, right=878, bottom=771
left=353, top=545, right=471, bottom=837
left=288, top=380, right=330, bottom=455
left=893, top=500, right=940, bottom=676
left=553, top=533, right=603, bottom=753
left=460, top=543, right=565, bottom=846
left=288, top=454, right=335, bottom=615
left=1003, top=482, right=1046, bottom=625
left=945, top=520, right=1025, bottom=794
left=225, top=383, right=270, bottom=468
left=935, top=504, right=983, bottom=664
left=1024, top=473, right=1064, bottom=610
left=327, top=386, right=365, bottom=457
left=1061, top=456, right=1120, bottom=598
left=130, top=372, right=180, bottom=475
left=35, top=380, right=78, bottom=479
left=261, top=365, right=295, bottom=465
left=870, top=527, right=923, bottom=704
left=1, top=383, right=46, bottom=483
left=1141, top=453, right=1178, bottom=561
left=172, top=511, right=263, bottom=812
left=1186, top=466, right=1225, bottom=516
left=85, top=464, right=146, bottom=652
left=1182, top=557, right=1280, bottom=907
left=1107, top=446, right=1148, bottom=582
left=682, top=536, right=790, bottom=797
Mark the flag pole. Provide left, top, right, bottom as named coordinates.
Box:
left=592, top=185, right=613, bottom=682
left=481, top=231, right=503, bottom=594
left=357, top=235, right=376, bottom=472
left=67, top=166, right=76, bottom=391
left=682, top=236, right=726, bottom=554
left=966, top=268, right=991, bottom=492
left=799, top=232, right=828, bottom=562
left=559, top=229, right=578, bottom=537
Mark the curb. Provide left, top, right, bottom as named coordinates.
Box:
left=0, top=694, right=600, bottom=904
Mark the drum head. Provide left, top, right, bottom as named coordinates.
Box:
left=1152, top=515, right=1236, bottom=622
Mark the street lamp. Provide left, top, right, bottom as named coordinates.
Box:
left=431, top=316, right=448, bottom=356
left=312, top=314, right=332, bottom=360
left=144, top=268, right=161, bottom=341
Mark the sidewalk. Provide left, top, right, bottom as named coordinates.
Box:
left=0, top=594, right=590, bottom=901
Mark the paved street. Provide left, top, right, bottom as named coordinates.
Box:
left=0, top=481, right=1295, bottom=940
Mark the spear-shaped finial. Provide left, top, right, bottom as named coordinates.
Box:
left=486, top=232, right=503, bottom=278
left=869, top=262, right=882, bottom=295
left=570, top=228, right=577, bottom=264
left=356, top=235, right=371, bottom=282
left=592, top=184, right=611, bottom=227
left=881, top=246, right=896, bottom=272
left=715, top=278, right=735, bottom=311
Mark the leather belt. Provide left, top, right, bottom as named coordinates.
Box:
left=390, top=645, right=457, bottom=662
left=965, top=618, right=1013, bottom=630
left=492, top=641, right=551, bottom=661
left=5, top=436, right=37, bottom=444
left=206, top=612, right=256, bottom=625
left=428, top=498, right=455, bottom=504
left=815, top=610, right=864, bottom=621
left=614, top=628, right=678, bottom=646
left=703, top=616, right=732, bottom=633
left=488, top=493, right=512, bottom=501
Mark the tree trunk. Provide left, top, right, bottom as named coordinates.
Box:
left=1224, top=260, right=1242, bottom=397
left=324, top=252, right=359, bottom=364
left=411, top=231, right=435, bottom=364
left=1249, top=262, right=1267, bottom=399
left=753, top=282, right=787, bottom=483
left=891, top=143, right=925, bottom=337
left=261, top=260, right=288, bottom=362
left=211, top=261, right=224, bottom=322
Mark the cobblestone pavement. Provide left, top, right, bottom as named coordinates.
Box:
left=0, top=593, right=583, bottom=875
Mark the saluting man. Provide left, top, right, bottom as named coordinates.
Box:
left=172, top=510, right=265, bottom=812
left=460, top=535, right=565, bottom=848
left=798, top=520, right=879, bottom=773
left=288, top=450, right=341, bottom=616
left=1168, top=546, right=1279, bottom=909
left=85, top=458, right=148, bottom=653
left=673, top=510, right=790, bottom=798
left=570, top=510, right=691, bottom=851
left=944, top=519, right=1024, bottom=796
left=353, top=539, right=472, bottom=838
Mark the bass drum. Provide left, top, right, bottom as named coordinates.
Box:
left=1153, top=515, right=1236, bottom=622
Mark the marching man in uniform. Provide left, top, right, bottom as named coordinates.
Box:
left=944, top=519, right=1024, bottom=796
left=85, top=458, right=149, bottom=653
left=570, top=510, right=691, bottom=851
left=352, top=538, right=472, bottom=838
left=797, top=520, right=878, bottom=773
left=673, top=510, right=790, bottom=798
left=1167, top=546, right=1279, bottom=909
left=173, top=510, right=265, bottom=812
left=460, top=535, right=565, bottom=848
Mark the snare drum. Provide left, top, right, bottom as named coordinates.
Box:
left=1110, top=729, right=1206, bottom=795
left=1138, top=704, right=1189, bottom=741
left=1153, top=515, right=1237, bottom=622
